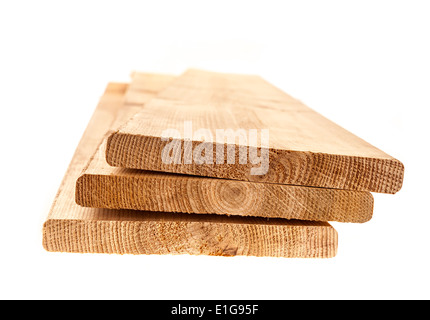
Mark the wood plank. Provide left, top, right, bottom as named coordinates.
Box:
left=43, top=76, right=338, bottom=258
left=77, top=87, right=374, bottom=223
left=106, top=69, right=404, bottom=194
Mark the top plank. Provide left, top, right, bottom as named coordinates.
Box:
left=106, top=69, right=404, bottom=193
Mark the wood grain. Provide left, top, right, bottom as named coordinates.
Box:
left=78, top=137, right=373, bottom=223
left=106, top=69, right=404, bottom=194
left=43, top=76, right=338, bottom=257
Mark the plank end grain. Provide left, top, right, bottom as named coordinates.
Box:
left=43, top=215, right=338, bottom=258
left=80, top=139, right=374, bottom=223
left=106, top=132, right=404, bottom=194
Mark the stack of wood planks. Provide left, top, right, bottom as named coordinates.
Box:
left=43, top=69, right=404, bottom=258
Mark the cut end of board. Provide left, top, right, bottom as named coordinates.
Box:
left=105, top=131, right=404, bottom=194
left=75, top=170, right=374, bottom=223
left=105, top=132, right=125, bottom=168
left=42, top=215, right=338, bottom=258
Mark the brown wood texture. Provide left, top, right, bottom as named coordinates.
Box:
left=43, top=77, right=338, bottom=257
left=77, top=99, right=374, bottom=223
left=106, top=69, right=404, bottom=194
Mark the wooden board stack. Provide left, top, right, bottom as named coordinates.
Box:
left=43, top=69, right=404, bottom=258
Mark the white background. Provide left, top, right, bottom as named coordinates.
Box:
left=1, top=0, right=429, bottom=300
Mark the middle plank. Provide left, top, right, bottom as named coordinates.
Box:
left=76, top=74, right=373, bottom=223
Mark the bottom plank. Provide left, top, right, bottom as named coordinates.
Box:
left=43, top=213, right=337, bottom=257
left=43, top=77, right=338, bottom=258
